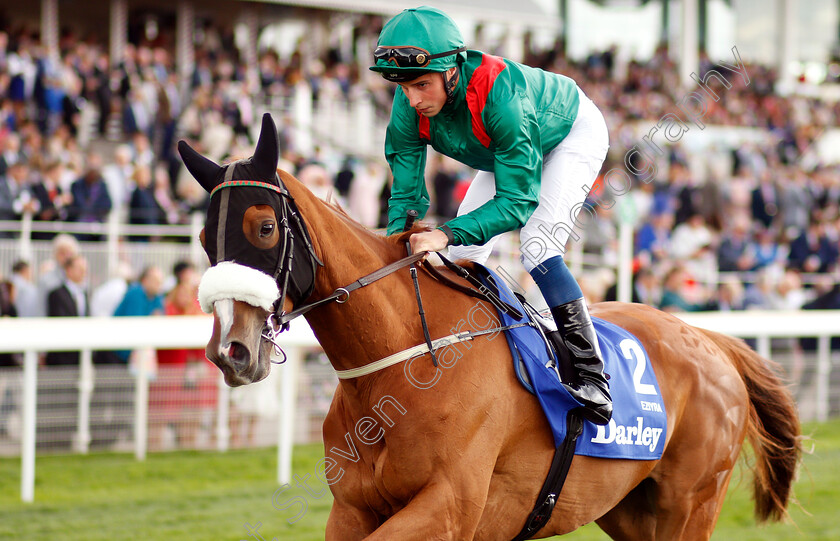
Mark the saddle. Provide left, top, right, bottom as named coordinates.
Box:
left=423, top=254, right=573, bottom=385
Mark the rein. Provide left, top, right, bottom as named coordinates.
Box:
left=273, top=251, right=428, bottom=325
left=262, top=251, right=429, bottom=358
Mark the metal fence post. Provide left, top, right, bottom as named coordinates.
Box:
left=816, top=335, right=830, bottom=422
left=19, top=213, right=33, bottom=262
left=293, top=83, right=313, bottom=157
left=133, top=350, right=151, bottom=461
left=190, top=212, right=204, bottom=266
left=353, top=92, right=375, bottom=157
left=756, top=335, right=771, bottom=360
left=617, top=222, right=633, bottom=303
left=106, top=210, right=120, bottom=278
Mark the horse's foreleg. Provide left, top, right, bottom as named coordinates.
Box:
left=325, top=500, right=380, bottom=541
left=361, top=478, right=488, bottom=541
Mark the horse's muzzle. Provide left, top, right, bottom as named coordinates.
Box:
left=206, top=342, right=245, bottom=386
left=208, top=341, right=270, bottom=387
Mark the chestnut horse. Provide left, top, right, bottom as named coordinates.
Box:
left=179, top=114, right=801, bottom=540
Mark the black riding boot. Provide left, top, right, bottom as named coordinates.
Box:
left=549, top=298, right=612, bottom=425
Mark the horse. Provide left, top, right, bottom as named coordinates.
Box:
left=178, top=113, right=802, bottom=540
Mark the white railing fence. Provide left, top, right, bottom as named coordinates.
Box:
left=0, top=316, right=319, bottom=503
left=0, top=311, right=839, bottom=503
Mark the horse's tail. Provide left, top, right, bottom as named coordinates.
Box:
left=699, top=329, right=802, bottom=523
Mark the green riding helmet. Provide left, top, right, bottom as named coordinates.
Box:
left=370, top=6, right=467, bottom=83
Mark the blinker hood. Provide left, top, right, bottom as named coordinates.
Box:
left=178, top=113, right=321, bottom=305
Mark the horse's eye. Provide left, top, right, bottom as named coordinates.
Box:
left=259, top=222, right=275, bottom=238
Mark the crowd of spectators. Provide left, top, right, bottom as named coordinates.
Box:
left=0, top=19, right=839, bottom=323
left=0, top=234, right=189, bottom=364
left=534, top=45, right=840, bottom=314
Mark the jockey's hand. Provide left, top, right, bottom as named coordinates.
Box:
left=409, top=228, right=449, bottom=257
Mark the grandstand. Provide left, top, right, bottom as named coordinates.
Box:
left=0, top=0, right=839, bottom=506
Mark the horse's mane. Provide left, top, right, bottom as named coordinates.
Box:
left=387, top=223, right=435, bottom=246
left=276, top=166, right=438, bottom=260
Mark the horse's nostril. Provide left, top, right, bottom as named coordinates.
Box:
left=227, top=342, right=251, bottom=371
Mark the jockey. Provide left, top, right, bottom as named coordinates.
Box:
left=371, top=6, right=612, bottom=424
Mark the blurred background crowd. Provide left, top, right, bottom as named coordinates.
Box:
left=0, top=13, right=839, bottom=332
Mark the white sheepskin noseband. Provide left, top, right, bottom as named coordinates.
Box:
left=198, top=261, right=279, bottom=314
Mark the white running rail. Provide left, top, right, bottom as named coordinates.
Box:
left=1, top=310, right=838, bottom=502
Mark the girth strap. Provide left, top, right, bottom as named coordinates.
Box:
left=511, top=412, right=584, bottom=541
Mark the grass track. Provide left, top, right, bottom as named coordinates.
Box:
left=1, top=419, right=838, bottom=540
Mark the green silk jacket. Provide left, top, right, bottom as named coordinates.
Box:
left=385, top=50, right=580, bottom=245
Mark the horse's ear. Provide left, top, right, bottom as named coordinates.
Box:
left=178, top=140, right=221, bottom=193
left=252, top=113, right=279, bottom=182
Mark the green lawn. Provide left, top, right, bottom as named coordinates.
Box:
left=1, top=419, right=838, bottom=540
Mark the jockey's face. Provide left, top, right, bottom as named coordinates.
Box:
left=398, top=70, right=450, bottom=117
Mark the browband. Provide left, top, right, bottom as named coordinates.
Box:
left=210, top=180, right=287, bottom=198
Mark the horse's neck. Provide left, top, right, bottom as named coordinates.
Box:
left=301, top=205, right=421, bottom=374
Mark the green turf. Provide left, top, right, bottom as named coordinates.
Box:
left=1, top=419, right=837, bottom=540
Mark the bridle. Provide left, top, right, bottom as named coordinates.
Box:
left=213, top=177, right=428, bottom=364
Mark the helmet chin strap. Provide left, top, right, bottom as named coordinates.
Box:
left=443, top=68, right=460, bottom=104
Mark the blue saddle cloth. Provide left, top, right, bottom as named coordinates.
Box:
left=476, top=264, right=667, bottom=460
